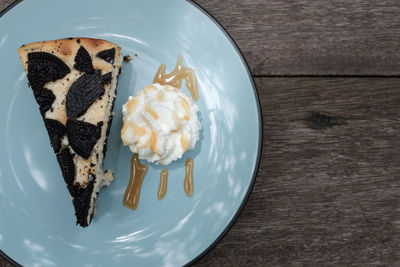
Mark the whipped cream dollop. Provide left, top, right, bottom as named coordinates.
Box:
left=121, top=83, right=201, bottom=165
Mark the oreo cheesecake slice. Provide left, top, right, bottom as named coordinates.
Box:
left=18, top=38, right=123, bottom=227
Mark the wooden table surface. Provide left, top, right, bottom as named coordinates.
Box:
left=2, top=0, right=400, bottom=266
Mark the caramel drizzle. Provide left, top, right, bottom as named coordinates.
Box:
left=124, top=56, right=198, bottom=210
left=153, top=55, right=199, bottom=101
left=184, top=158, right=194, bottom=197
left=157, top=169, right=168, bottom=200
left=123, top=153, right=148, bottom=210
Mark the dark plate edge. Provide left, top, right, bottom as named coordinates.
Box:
left=0, top=0, right=263, bottom=266
left=0, top=250, right=22, bottom=267
left=0, top=0, right=22, bottom=18
left=184, top=0, right=263, bottom=266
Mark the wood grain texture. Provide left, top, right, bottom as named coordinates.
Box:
left=194, top=0, right=400, bottom=76
left=196, top=77, right=400, bottom=266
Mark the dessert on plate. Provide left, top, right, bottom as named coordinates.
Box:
left=18, top=37, right=123, bottom=227
left=121, top=56, right=201, bottom=209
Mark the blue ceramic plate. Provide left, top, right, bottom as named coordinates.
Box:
left=0, top=0, right=261, bottom=266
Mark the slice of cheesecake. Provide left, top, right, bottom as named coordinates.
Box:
left=18, top=37, right=123, bottom=227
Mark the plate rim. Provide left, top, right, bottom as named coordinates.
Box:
left=0, top=0, right=263, bottom=266
left=184, top=1, right=263, bottom=265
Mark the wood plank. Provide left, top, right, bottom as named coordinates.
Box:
left=194, top=0, right=400, bottom=76
left=195, top=77, right=400, bottom=266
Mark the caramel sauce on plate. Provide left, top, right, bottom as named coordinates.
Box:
left=123, top=153, right=148, bottom=210
left=153, top=55, right=199, bottom=101
left=123, top=56, right=198, bottom=210
left=157, top=169, right=168, bottom=200
left=184, top=158, right=194, bottom=197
